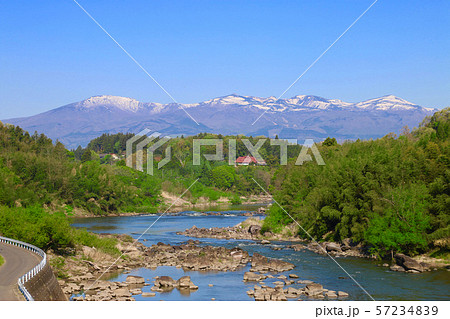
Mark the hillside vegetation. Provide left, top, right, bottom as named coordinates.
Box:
left=0, top=123, right=160, bottom=215
left=0, top=206, right=119, bottom=255
left=76, top=132, right=304, bottom=202
left=263, top=108, right=449, bottom=257
left=0, top=123, right=289, bottom=216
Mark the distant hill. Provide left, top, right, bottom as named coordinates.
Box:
left=4, top=94, right=436, bottom=148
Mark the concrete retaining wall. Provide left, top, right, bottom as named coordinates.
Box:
left=24, top=263, right=66, bottom=301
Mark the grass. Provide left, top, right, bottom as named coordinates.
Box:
left=49, top=256, right=68, bottom=279
left=261, top=206, right=290, bottom=234
left=0, top=254, right=4, bottom=267
left=240, top=217, right=263, bottom=229
left=72, top=229, right=120, bottom=256
left=161, top=178, right=237, bottom=204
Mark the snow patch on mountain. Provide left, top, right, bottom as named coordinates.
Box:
left=204, top=94, right=252, bottom=106
left=354, top=95, right=419, bottom=111
left=76, top=95, right=142, bottom=112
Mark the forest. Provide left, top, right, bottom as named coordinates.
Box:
left=0, top=124, right=161, bottom=215
left=263, top=108, right=449, bottom=257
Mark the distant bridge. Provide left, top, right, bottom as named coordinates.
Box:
left=0, top=236, right=66, bottom=301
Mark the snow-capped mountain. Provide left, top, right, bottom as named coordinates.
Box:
left=3, top=94, right=436, bottom=148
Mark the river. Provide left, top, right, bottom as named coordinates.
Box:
left=71, top=206, right=450, bottom=301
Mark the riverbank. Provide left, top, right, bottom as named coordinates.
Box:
left=68, top=194, right=272, bottom=218
left=159, top=192, right=272, bottom=211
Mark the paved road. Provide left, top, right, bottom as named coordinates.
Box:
left=0, top=242, right=41, bottom=301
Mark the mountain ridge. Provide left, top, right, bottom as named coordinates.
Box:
left=4, top=94, right=437, bottom=148
left=66, top=93, right=434, bottom=112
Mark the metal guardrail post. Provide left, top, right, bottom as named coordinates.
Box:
left=0, top=236, right=47, bottom=301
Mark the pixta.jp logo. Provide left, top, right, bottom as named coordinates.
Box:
left=126, top=130, right=172, bottom=175
left=126, top=130, right=325, bottom=175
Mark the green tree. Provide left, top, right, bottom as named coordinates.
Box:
left=322, top=137, right=338, bottom=147
left=211, top=165, right=236, bottom=189
left=365, top=184, right=431, bottom=256
left=81, top=149, right=92, bottom=162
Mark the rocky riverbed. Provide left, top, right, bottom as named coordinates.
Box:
left=177, top=216, right=297, bottom=241
left=53, top=234, right=342, bottom=301
left=178, top=217, right=448, bottom=274
left=179, top=218, right=368, bottom=258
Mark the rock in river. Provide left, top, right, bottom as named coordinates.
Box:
left=394, top=253, right=424, bottom=272
left=251, top=252, right=295, bottom=273
left=243, top=272, right=266, bottom=282
left=305, top=283, right=324, bottom=297
left=154, top=276, right=176, bottom=287
left=114, top=288, right=131, bottom=298
left=126, top=275, right=145, bottom=285
left=176, top=276, right=198, bottom=290
left=325, top=242, right=342, bottom=253
left=248, top=225, right=262, bottom=236
left=390, top=264, right=406, bottom=272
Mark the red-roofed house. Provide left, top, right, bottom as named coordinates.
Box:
left=235, top=156, right=266, bottom=166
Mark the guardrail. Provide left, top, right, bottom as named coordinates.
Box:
left=0, top=236, right=47, bottom=301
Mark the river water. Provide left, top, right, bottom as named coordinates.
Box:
left=71, top=206, right=450, bottom=301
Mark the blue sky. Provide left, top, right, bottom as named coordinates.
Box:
left=1, top=0, right=449, bottom=118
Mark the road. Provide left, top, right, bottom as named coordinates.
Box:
left=0, top=242, right=41, bottom=301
